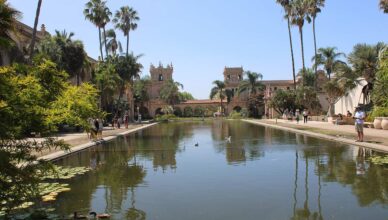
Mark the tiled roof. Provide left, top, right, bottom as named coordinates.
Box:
left=181, top=99, right=221, bottom=104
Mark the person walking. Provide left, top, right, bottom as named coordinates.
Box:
left=303, top=109, right=308, bottom=124
left=94, top=118, right=100, bottom=141
left=353, top=106, right=365, bottom=142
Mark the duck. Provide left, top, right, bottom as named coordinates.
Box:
left=194, top=142, right=199, bottom=147
left=89, top=212, right=111, bottom=219
left=225, top=136, right=231, bottom=142
left=73, top=212, right=88, bottom=219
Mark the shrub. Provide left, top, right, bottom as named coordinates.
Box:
left=155, top=114, right=176, bottom=122
left=193, top=107, right=205, bottom=117
left=173, top=107, right=182, bottom=117
left=371, top=107, right=388, bottom=118
left=183, top=106, right=193, bottom=117
left=229, top=110, right=243, bottom=119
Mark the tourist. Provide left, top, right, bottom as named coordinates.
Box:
left=124, top=111, right=129, bottom=129
left=113, top=114, right=118, bottom=129
left=347, top=110, right=352, bottom=117
left=94, top=118, right=100, bottom=141
left=303, top=109, right=308, bottom=123
left=98, top=118, right=103, bottom=140
left=353, top=106, right=365, bottom=142
left=295, top=109, right=300, bottom=124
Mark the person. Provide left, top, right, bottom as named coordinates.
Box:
left=353, top=106, right=365, bottom=142
left=302, top=109, right=308, bottom=124
left=295, top=109, right=300, bottom=124
left=94, top=119, right=100, bottom=140
left=113, top=114, right=118, bottom=129
left=347, top=110, right=352, bottom=117
left=124, top=111, right=129, bottom=129
left=336, top=113, right=343, bottom=125
left=98, top=118, right=103, bottom=140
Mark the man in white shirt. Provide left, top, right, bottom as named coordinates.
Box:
left=353, top=106, right=365, bottom=142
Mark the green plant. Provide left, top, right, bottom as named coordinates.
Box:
left=183, top=106, right=193, bottom=117
left=155, top=114, right=175, bottom=122
left=371, top=107, right=388, bottom=118
left=193, top=106, right=205, bottom=117
left=229, top=110, right=243, bottom=119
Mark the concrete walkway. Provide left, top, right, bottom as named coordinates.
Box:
left=243, top=119, right=388, bottom=152
left=36, top=123, right=157, bottom=161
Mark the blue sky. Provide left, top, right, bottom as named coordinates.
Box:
left=9, top=0, right=388, bottom=99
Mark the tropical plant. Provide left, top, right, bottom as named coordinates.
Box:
left=29, top=0, right=42, bottom=62
left=209, top=80, right=226, bottom=114
left=133, top=75, right=151, bottom=107
left=312, top=47, right=345, bottom=80
left=237, top=71, right=264, bottom=97
left=295, top=86, right=321, bottom=113
left=104, top=29, right=122, bottom=56
left=276, top=0, right=297, bottom=89
left=299, top=68, right=316, bottom=87
left=323, top=80, right=345, bottom=116
left=178, top=91, right=195, bottom=102
left=306, top=0, right=325, bottom=75
left=0, top=0, right=21, bottom=49
left=160, top=79, right=183, bottom=106
left=113, top=6, right=139, bottom=56
left=268, top=89, right=297, bottom=114
left=94, top=61, right=121, bottom=111
left=371, top=49, right=388, bottom=116
left=380, top=0, right=388, bottom=13
left=84, top=0, right=111, bottom=60
left=290, top=0, right=310, bottom=71
left=183, top=106, right=193, bottom=117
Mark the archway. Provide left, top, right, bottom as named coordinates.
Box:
left=155, top=108, right=163, bottom=116
left=139, top=106, right=150, bottom=119
left=233, top=106, right=242, bottom=112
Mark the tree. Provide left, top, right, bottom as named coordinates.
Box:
left=323, top=80, right=345, bottom=116
left=0, top=0, right=21, bottom=49
left=380, top=0, right=388, bottom=13
left=84, top=0, right=111, bottom=60
left=276, top=0, right=297, bottom=89
left=29, top=0, right=42, bottom=62
left=312, top=47, right=345, bottom=80
left=348, top=43, right=386, bottom=103
left=113, top=6, right=139, bottom=56
left=306, top=0, right=325, bottom=75
left=94, top=61, right=121, bottom=111
left=371, top=48, right=388, bottom=108
left=291, top=0, right=310, bottom=71
left=237, top=71, right=264, bottom=97
left=104, top=29, right=122, bottom=56
left=160, top=79, right=183, bottom=106
left=268, top=89, right=297, bottom=114
left=209, top=80, right=226, bottom=114
left=178, top=91, right=195, bottom=102
left=133, top=76, right=151, bottom=107
left=295, top=86, right=321, bottom=113
left=299, top=68, right=316, bottom=87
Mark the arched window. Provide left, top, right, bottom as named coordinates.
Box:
left=158, top=74, right=163, bottom=81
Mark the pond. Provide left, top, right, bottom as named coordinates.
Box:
left=50, top=120, right=388, bottom=220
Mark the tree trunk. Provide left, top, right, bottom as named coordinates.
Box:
left=98, top=28, right=104, bottom=60
left=287, top=16, right=297, bottom=90
left=76, top=71, right=80, bottom=86
left=126, top=33, right=129, bottom=57
left=29, top=0, right=43, bottom=63
left=299, top=25, right=306, bottom=71
left=130, top=81, right=135, bottom=122
left=103, top=26, right=108, bottom=58
left=313, top=17, right=318, bottom=90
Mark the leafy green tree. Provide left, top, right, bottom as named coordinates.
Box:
left=290, top=0, right=310, bottom=71
left=134, top=76, right=151, bottom=107
left=160, top=79, right=183, bottom=106
left=104, top=29, right=122, bottom=56
left=323, top=80, right=345, bottom=116
left=312, top=46, right=345, bottom=80
left=371, top=49, right=388, bottom=109
left=210, top=80, right=226, bottom=114
left=183, top=106, right=193, bottom=117
left=276, top=0, right=297, bottom=89
left=113, top=6, right=139, bottom=56
left=194, top=106, right=205, bottom=117
left=306, top=0, right=325, bottom=74
left=380, top=0, right=388, bottom=13
left=299, top=68, right=316, bottom=87
left=179, top=91, right=195, bottom=102
left=94, top=61, right=121, bottom=111
left=84, top=0, right=111, bottom=60
left=268, top=89, right=296, bottom=114
left=295, top=86, right=321, bottom=113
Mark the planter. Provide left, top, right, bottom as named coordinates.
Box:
left=382, top=117, right=388, bottom=130
left=374, top=117, right=382, bottom=129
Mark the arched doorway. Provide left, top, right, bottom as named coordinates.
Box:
left=139, top=106, right=150, bottom=119
left=155, top=108, right=163, bottom=116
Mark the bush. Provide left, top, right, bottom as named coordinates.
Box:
left=155, top=114, right=176, bottom=122
left=173, top=107, right=182, bottom=117
left=371, top=107, right=388, bottom=118
left=183, top=106, right=193, bottom=117
left=193, top=107, right=205, bottom=117
left=229, top=110, right=244, bottom=119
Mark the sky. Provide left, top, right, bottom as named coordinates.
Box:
left=9, top=0, right=388, bottom=99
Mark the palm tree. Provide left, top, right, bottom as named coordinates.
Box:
left=113, top=6, right=139, bottom=56
left=104, top=29, right=122, bottom=56
left=160, top=80, right=184, bottom=106
left=290, top=0, right=310, bottom=71
left=380, top=0, right=388, bottom=13
left=0, top=0, right=21, bottom=48
left=312, top=47, right=345, bottom=80
left=306, top=0, right=325, bottom=75
left=237, top=71, right=264, bottom=97
left=84, top=0, right=111, bottom=61
left=210, top=80, right=226, bottom=115
left=29, top=0, right=42, bottom=62
left=276, top=0, right=297, bottom=90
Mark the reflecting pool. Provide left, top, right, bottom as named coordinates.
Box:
left=51, top=121, right=388, bottom=220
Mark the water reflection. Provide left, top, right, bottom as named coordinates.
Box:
left=50, top=121, right=388, bottom=220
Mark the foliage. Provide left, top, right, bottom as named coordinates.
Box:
left=155, top=114, right=175, bottom=122
left=94, top=61, right=121, bottom=110
left=371, top=49, right=388, bottom=108
left=381, top=0, right=388, bottom=13
left=161, top=105, right=174, bottom=115
left=173, top=107, right=182, bottom=117
left=104, top=29, right=122, bottom=56
left=371, top=107, right=388, bottom=118
left=268, top=89, right=296, bottom=114
left=295, top=86, right=321, bottom=113
left=237, top=71, right=264, bottom=96
left=0, top=0, right=21, bottom=49
left=160, top=80, right=183, bottom=106
left=193, top=106, right=205, bottom=117
left=210, top=80, right=226, bottom=114
left=299, top=68, right=316, bottom=87
left=369, top=156, right=388, bottom=165
left=179, top=91, right=195, bottom=102
left=247, top=94, right=265, bottom=118
left=323, top=80, right=345, bottom=116
left=183, top=106, right=193, bottom=117
left=312, top=47, right=345, bottom=80
left=228, top=110, right=245, bottom=119
left=133, top=76, right=151, bottom=105
left=112, top=6, right=139, bottom=55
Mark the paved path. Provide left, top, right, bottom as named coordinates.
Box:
left=243, top=119, right=388, bottom=152
left=36, top=123, right=158, bottom=161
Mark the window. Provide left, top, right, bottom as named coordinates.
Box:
left=274, top=87, right=278, bottom=91
left=287, top=87, right=290, bottom=90
left=158, top=74, right=163, bottom=81
left=238, top=75, right=242, bottom=80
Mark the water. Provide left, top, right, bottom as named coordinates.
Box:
left=51, top=121, right=388, bottom=220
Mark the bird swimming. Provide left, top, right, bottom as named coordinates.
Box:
left=225, top=136, right=231, bottom=142
left=194, top=142, right=199, bottom=147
